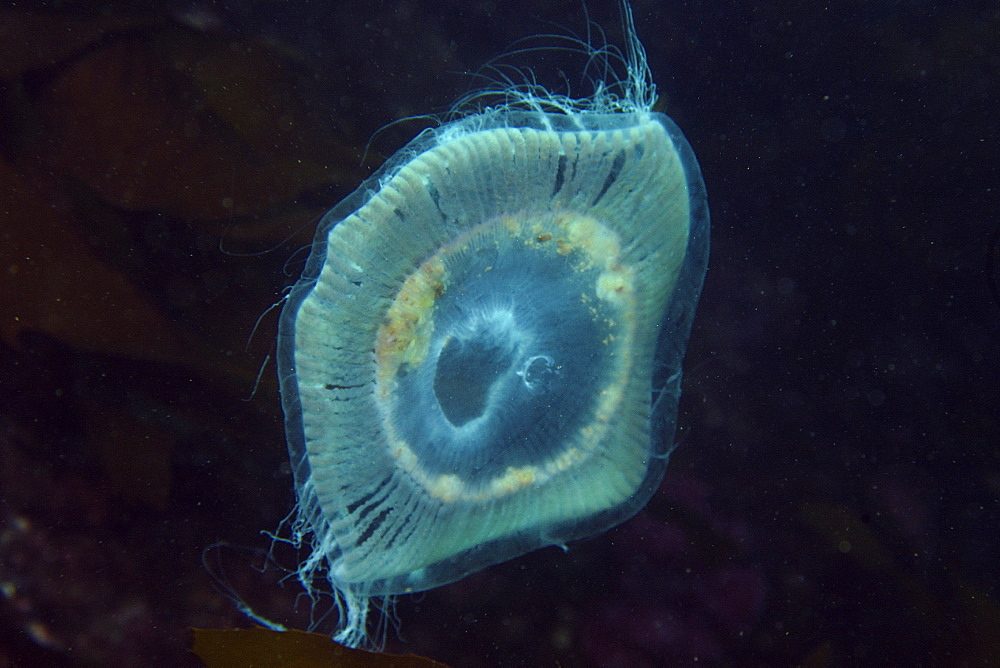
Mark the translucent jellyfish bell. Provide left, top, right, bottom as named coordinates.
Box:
left=276, top=2, right=708, bottom=648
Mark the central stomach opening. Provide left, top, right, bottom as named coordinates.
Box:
left=433, top=333, right=516, bottom=427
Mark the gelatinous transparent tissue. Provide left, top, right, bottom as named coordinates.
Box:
left=274, top=1, right=709, bottom=647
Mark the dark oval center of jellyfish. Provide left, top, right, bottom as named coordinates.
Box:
left=433, top=329, right=559, bottom=426
left=387, top=235, right=618, bottom=484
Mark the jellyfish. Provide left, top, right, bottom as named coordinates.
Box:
left=275, top=1, right=709, bottom=648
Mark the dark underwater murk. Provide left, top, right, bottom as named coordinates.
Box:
left=1, top=1, right=998, bottom=666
